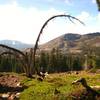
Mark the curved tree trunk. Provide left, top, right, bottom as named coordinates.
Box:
left=33, top=14, right=84, bottom=74
left=0, top=14, right=84, bottom=77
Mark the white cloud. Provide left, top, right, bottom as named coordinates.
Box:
left=77, top=11, right=90, bottom=21
left=0, top=1, right=100, bottom=44
left=0, top=1, right=64, bottom=44
left=75, top=11, right=100, bottom=34
left=97, top=13, right=100, bottom=20
left=92, top=0, right=96, bottom=4
left=64, top=0, right=72, bottom=5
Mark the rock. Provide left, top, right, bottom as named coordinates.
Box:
left=2, top=93, right=10, bottom=98
left=15, top=92, right=20, bottom=98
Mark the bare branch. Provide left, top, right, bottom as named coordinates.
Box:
left=0, top=51, right=20, bottom=58
left=33, top=14, right=85, bottom=72
left=0, top=44, right=26, bottom=57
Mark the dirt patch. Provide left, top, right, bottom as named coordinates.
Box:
left=0, top=73, right=27, bottom=99
left=0, top=73, right=21, bottom=88
left=69, top=88, right=100, bottom=100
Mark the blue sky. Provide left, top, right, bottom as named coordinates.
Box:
left=0, top=0, right=100, bottom=44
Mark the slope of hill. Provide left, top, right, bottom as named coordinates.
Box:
left=0, top=40, right=33, bottom=50
left=0, top=33, right=100, bottom=53
left=39, top=32, right=100, bottom=53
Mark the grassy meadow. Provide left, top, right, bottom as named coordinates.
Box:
left=19, top=71, right=100, bottom=100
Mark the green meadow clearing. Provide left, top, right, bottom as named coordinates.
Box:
left=19, top=71, right=100, bottom=100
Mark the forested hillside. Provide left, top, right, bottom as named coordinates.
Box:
left=0, top=32, right=100, bottom=73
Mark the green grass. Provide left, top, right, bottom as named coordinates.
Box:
left=19, top=72, right=100, bottom=100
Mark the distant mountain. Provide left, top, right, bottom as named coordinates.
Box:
left=39, top=32, right=100, bottom=53
left=0, top=40, right=33, bottom=50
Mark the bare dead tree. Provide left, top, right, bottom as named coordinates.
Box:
left=33, top=14, right=85, bottom=74
left=0, top=14, right=84, bottom=77
left=0, top=44, right=25, bottom=57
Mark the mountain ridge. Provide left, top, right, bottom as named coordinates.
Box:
left=0, top=32, right=100, bottom=53
left=39, top=32, right=100, bottom=53
left=0, top=40, right=33, bottom=50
